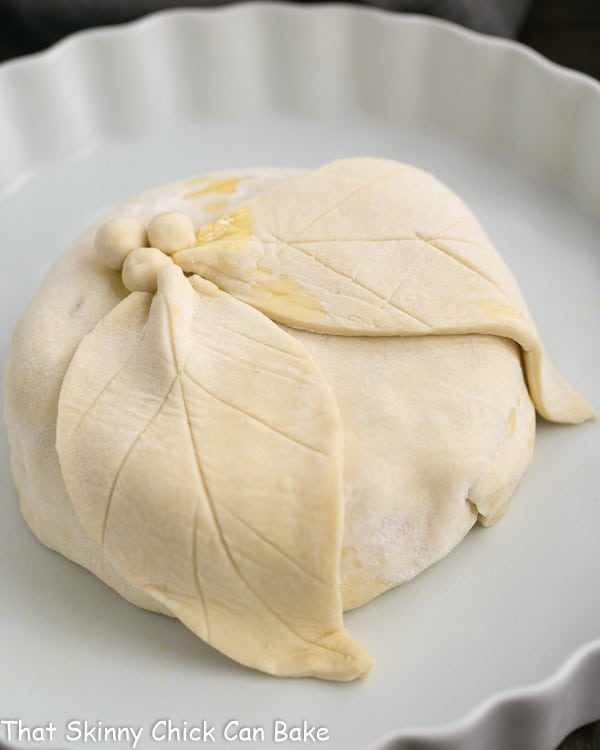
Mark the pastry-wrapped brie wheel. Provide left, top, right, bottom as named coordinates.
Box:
left=4, top=159, right=594, bottom=682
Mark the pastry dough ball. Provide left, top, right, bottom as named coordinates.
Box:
left=121, top=247, right=172, bottom=293
left=147, top=211, right=196, bottom=255
left=95, top=217, right=148, bottom=270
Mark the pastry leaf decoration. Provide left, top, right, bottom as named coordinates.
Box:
left=173, top=158, right=594, bottom=424
left=56, top=265, right=371, bottom=680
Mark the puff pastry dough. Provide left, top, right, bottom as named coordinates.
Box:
left=4, top=159, right=593, bottom=681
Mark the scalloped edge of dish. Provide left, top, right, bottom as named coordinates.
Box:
left=0, top=5, right=599, bottom=749
left=1, top=3, right=599, bottom=216
left=367, top=636, right=600, bottom=749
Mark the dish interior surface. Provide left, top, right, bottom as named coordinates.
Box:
left=0, top=10, right=599, bottom=750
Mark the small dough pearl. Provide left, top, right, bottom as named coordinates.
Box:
left=95, top=217, right=148, bottom=271
left=147, top=211, right=196, bottom=255
left=122, top=247, right=172, bottom=293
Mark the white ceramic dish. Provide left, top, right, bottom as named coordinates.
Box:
left=0, top=5, right=599, bottom=750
